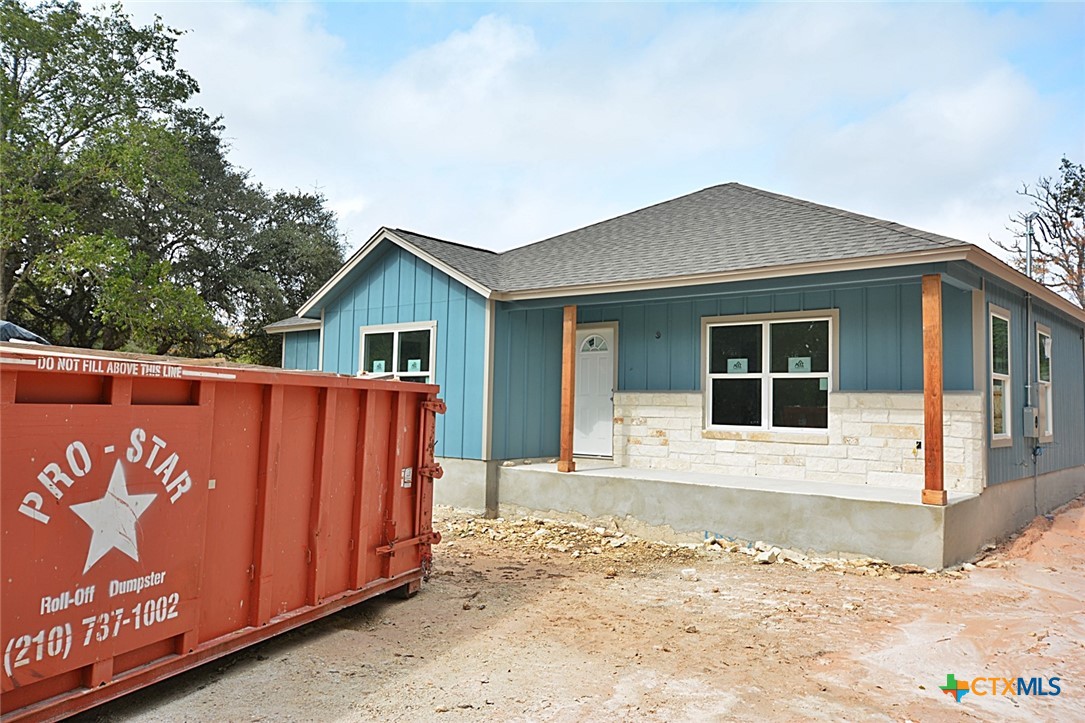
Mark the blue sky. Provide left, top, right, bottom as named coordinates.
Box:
left=124, top=2, right=1084, bottom=255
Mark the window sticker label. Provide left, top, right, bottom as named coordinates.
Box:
left=727, top=358, right=748, bottom=374
left=819, top=378, right=828, bottom=391
left=407, top=359, right=422, bottom=373
left=788, top=356, right=811, bottom=373
left=371, top=360, right=385, bottom=373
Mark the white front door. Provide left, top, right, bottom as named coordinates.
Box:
left=574, top=326, right=616, bottom=457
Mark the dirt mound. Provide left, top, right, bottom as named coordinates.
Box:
left=990, top=494, right=1084, bottom=562
left=1001, top=515, right=1055, bottom=560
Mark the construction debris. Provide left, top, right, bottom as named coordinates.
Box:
left=439, top=514, right=952, bottom=578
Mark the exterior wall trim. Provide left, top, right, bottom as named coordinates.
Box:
left=318, top=308, right=325, bottom=371
left=989, top=303, right=1013, bottom=448
left=482, top=298, right=495, bottom=460
left=1036, top=321, right=1054, bottom=444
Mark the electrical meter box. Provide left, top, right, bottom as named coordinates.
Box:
left=1022, top=406, right=1039, bottom=438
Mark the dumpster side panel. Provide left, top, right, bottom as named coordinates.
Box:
left=358, top=390, right=392, bottom=588
left=318, top=388, right=362, bottom=598
left=199, top=382, right=263, bottom=642
left=270, top=386, right=319, bottom=617
left=2, top=347, right=443, bottom=722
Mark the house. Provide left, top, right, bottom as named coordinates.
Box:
left=267, top=183, right=1085, bottom=568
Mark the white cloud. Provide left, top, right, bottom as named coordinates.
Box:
left=120, top=2, right=1082, bottom=259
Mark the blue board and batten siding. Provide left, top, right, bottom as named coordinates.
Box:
left=316, top=243, right=487, bottom=460
left=984, top=278, right=1085, bottom=485
left=285, top=243, right=1084, bottom=479
left=283, top=330, right=320, bottom=370
left=492, top=267, right=976, bottom=460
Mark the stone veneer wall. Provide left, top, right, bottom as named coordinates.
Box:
left=612, top=391, right=985, bottom=494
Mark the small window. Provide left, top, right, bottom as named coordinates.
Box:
left=359, top=323, right=436, bottom=383
left=706, top=317, right=830, bottom=431
left=1037, top=325, right=1053, bottom=441
left=990, top=307, right=1011, bottom=442
left=580, top=335, right=609, bottom=353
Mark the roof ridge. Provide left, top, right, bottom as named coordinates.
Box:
left=728, top=184, right=967, bottom=248
left=394, top=228, right=498, bottom=255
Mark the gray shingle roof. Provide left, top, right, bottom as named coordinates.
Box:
left=391, top=229, right=503, bottom=290
left=393, top=183, right=970, bottom=293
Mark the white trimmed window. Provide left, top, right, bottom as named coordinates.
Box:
left=1037, top=324, right=1053, bottom=442
left=989, top=306, right=1011, bottom=443
left=705, top=317, right=831, bottom=430
left=359, top=321, right=436, bottom=384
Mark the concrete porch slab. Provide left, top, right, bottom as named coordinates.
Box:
left=495, top=459, right=975, bottom=569
left=512, top=458, right=974, bottom=505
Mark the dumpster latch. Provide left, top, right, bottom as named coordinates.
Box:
left=377, top=531, right=441, bottom=556
left=423, top=399, right=447, bottom=414
left=419, top=463, right=443, bottom=480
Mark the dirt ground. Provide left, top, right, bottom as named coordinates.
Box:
left=80, top=498, right=1084, bottom=722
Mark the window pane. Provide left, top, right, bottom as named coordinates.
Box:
left=399, top=376, right=431, bottom=384
left=772, top=378, right=828, bottom=428
left=770, top=321, right=829, bottom=373
left=991, top=316, right=1009, bottom=375
left=992, top=378, right=1006, bottom=435
left=711, top=378, right=761, bottom=426
left=1042, top=384, right=1053, bottom=435
left=1038, top=333, right=1051, bottom=382
left=363, top=333, right=393, bottom=373
left=709, top=325, right=761, bottom=374
left=398, top=330, right=431, bottom=373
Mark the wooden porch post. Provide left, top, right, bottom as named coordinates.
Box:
left=921, top=274, right=947, bottom=505
left=558, top=305, right=577, bottom=473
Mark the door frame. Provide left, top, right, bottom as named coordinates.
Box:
left=574, top=321, right=619, bottom=457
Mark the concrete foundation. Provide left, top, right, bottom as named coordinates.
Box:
left=434, top=455, right=1085, bottom=569
left=433, top=457, right=494, bottom=515
left=488, top=461, right=1085, bottom=569
left=944, top=465, right=1085, bottom=566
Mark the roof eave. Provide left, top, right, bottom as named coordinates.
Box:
left=492, top=247, right=973, bottom=302
left=493, top=245, right=1085, bottom=324
left=264, top=319, right=321, bottom=334
left=964, top=247, right=1085, bottom=324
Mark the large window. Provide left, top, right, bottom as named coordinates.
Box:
left=1037, top=324, right=1053, bottom=441
left=359, top=322, right=436, bottom=384
left=989, top=306, right=1011, bottom=442
left=706, top=317, right=831, bottom=430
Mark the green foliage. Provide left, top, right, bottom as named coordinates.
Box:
left=1, top=0, right=344, bottom=363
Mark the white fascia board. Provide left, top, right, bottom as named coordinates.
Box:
left=265, top=320, right=321, bottom=334
left=297, top=228, right=493, bottom=319
left=964, top=247, right=1085, bottom=325
left=491, top=247, right=973, bottom=302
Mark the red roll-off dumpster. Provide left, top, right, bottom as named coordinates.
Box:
left=0, top=344, right=444, bottom=721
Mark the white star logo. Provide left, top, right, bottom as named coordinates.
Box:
left=70, top=461, right=156, bottom=574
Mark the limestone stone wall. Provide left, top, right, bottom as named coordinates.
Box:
left=612, top=391, right=985, bottom=493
